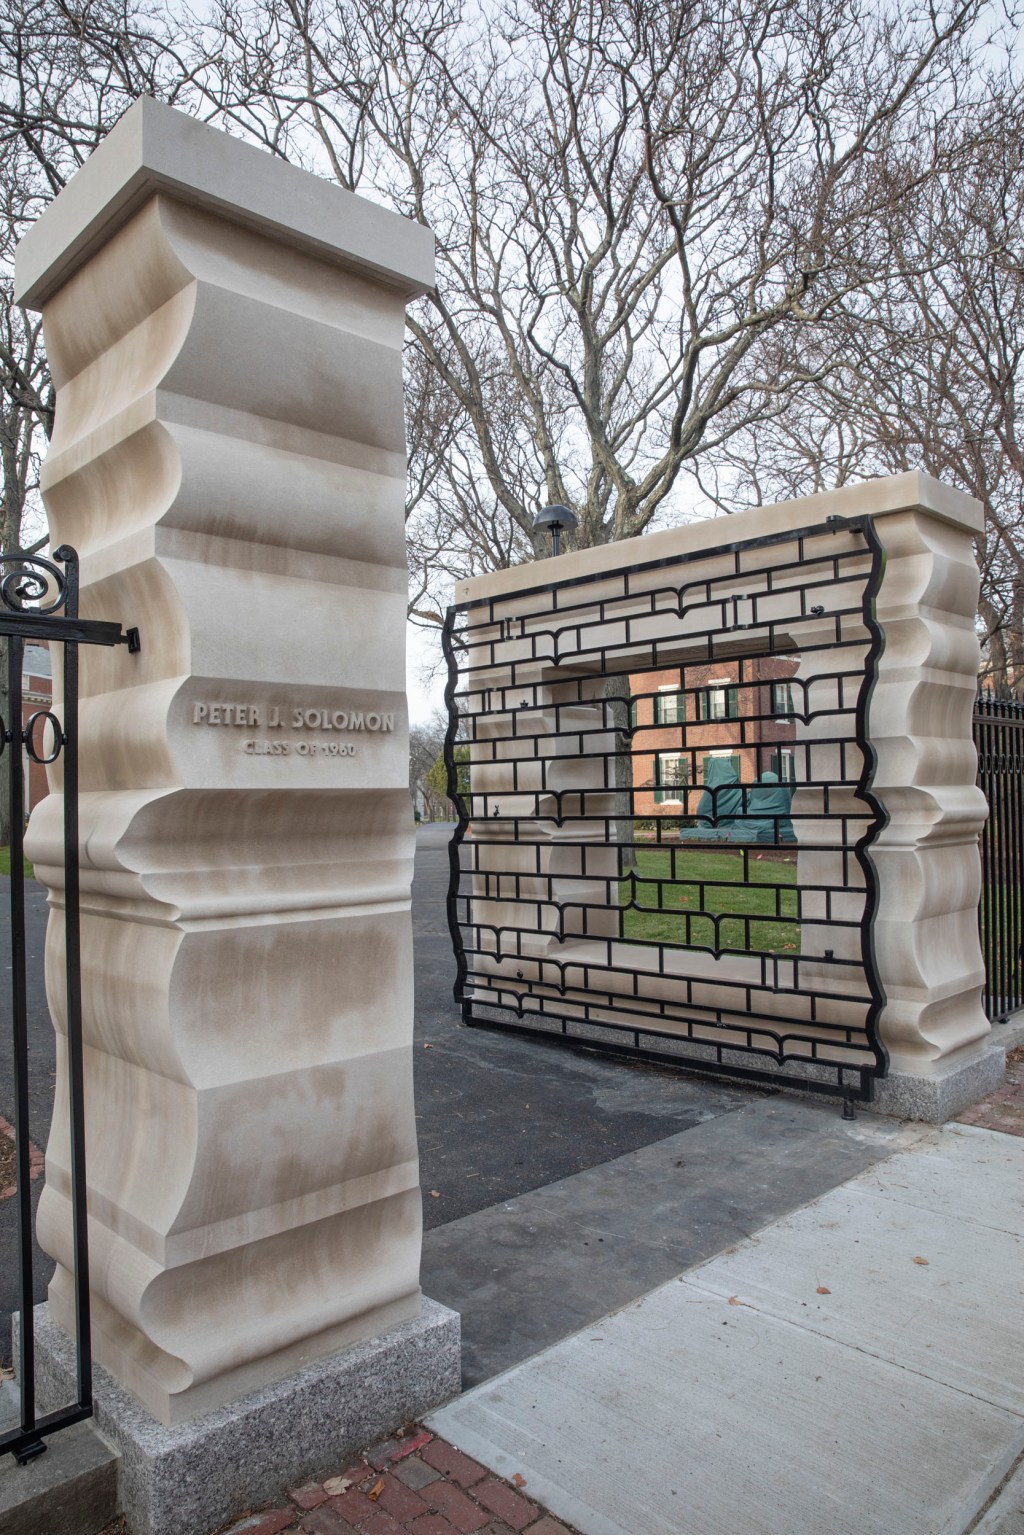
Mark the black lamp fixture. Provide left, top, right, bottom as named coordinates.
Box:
left=533, top=503, right=578, bottom=557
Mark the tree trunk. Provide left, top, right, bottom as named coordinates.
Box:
left=602, top=675, right=636, bottom=874
left=979, top=596, right=1008, bottom=689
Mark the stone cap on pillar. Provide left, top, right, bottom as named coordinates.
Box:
left=455, top=471, right=983, bottom=605
left=15, top=94, right=435, bottom=309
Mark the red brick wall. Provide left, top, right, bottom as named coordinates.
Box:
left=629, top=656, right=797, bottom=818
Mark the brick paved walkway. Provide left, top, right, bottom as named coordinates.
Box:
left=211, top=1426, right=577, bottom=1535
left=958, top=1043, right=1024, bottom=1136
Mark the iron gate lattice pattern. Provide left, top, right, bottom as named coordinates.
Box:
left=975, top=688, right=1024, bottom=1021
left=444, top=515, right=889, bottom=1101
left=1, top=546, right=138, bottom=1463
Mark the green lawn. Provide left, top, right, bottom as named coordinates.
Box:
left=0, top=847, right=34, bottom=878
left=620, top=846, right=800, bottom=954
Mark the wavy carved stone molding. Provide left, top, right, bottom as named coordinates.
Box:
left=869, top=507, right=990, bottom=1068
left=16, top=101, right=434, bottom=1426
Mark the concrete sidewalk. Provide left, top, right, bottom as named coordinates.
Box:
left=427, top=1121, right=1024, bottom=1535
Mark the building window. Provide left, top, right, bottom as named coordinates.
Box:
left=654, top=753, right=689, bottom=804
left=770, top=750, right=796, bottom=782
left=697, top=684, right=738, bottom=721
left=654, top=688, right=683, bottom=724
left=772, top=681, right=794, bottom=720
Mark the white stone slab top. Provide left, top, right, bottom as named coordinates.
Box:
left=15, top=95, right=435, bottom=308
left=458, top=470, right=983, bottom=605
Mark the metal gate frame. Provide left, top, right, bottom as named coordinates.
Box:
left=975, top=688, right=1024, bottom=1022
left=443, top=514, right=889, bottom=1104
left=1, top=545, right=138, bottom=1463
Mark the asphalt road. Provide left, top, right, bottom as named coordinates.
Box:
left=1, top=825, right=756, bottom=1367
left=411, top=822, right=753, bottom=1232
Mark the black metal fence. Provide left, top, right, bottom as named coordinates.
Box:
left=975, top=688, right=1024, bottom=1022
left=444, top=515, right=889, bottom=1103
left=1, top=548, right=137, bottom=1464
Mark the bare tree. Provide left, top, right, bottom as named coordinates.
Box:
left=409, top=711, right=449, bottom=819
left=182, top=0, right=999, bottom=620
left=698, top=77, right=1024, bottom=682
left=0, top=0, right=213, bottom=840
left=0, top=0, right=1015, bottom=642
left=0, top=289, right=50, bottom=843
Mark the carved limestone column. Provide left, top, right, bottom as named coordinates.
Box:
left=868, top=483, right=993, bottom=1078
left=15, top=98, right=442, bottom=1428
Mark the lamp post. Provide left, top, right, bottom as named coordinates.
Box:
left=533, top=503, right=578, bottom=556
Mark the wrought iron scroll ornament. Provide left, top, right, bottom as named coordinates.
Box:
left=1, top=549, right=72, bottom=766
left=0, top=546, right=138, bottom=769
left=0, top=547, right=73, bottom=614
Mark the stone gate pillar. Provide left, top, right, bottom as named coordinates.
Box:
left=15, top=96, right=459, bottom=1532
left=867, top=482, right=1000, bottom=1115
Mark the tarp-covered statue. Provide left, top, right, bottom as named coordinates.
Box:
left=744, top=770, right=796, bottom=843
left=677, top=762, right=795, bottom=843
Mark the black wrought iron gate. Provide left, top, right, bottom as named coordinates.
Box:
left=975, top=688, right=1024, bottom=1022
left=1, top=546, right=137, bottom=1463
left=444, top=515, right=889, bottom=1103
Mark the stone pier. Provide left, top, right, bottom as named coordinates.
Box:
left=14, top=97, right=459, bottom=1533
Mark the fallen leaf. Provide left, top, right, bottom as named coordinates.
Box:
left=727, top=1295, right=743, bottom=1306
left=323, top=1476, right=353, bottom=1496
left=368, top=1479, right=384, bottom=1501
left=816, top=1286, right=831, bottom=1295
left=912, top=1256, right=929, bottom=1266
left=513, top=1473, right=527, bottom=1488
left=430, top=1190, right=441, bottom=1198
left=423, top=1043, right=433, bottom=1050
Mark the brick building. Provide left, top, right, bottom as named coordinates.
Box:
left=629, top=655, right=798, bottom=818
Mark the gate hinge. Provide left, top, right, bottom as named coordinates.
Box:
left=122, top=627, right=141, bottom=654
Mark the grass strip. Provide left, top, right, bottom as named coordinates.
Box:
left=620, top=846, right=800, bottom=953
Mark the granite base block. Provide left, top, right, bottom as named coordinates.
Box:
left=868, top=1042, right=1007, bottom=1123
left=28, top=1298, right=461, bottom=1535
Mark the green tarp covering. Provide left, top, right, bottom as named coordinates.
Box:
left=677, top=767, right=796, bottom=843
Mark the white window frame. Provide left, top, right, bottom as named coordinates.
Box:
left=655, top=751, right=688, bottom=803
left=655, top=685, right=683, bottom=725
left=774, top=748, right=795, bottom=783
left=705, top=677, right=733, bottom=721
left=772, top=681, right=794, bottom=721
